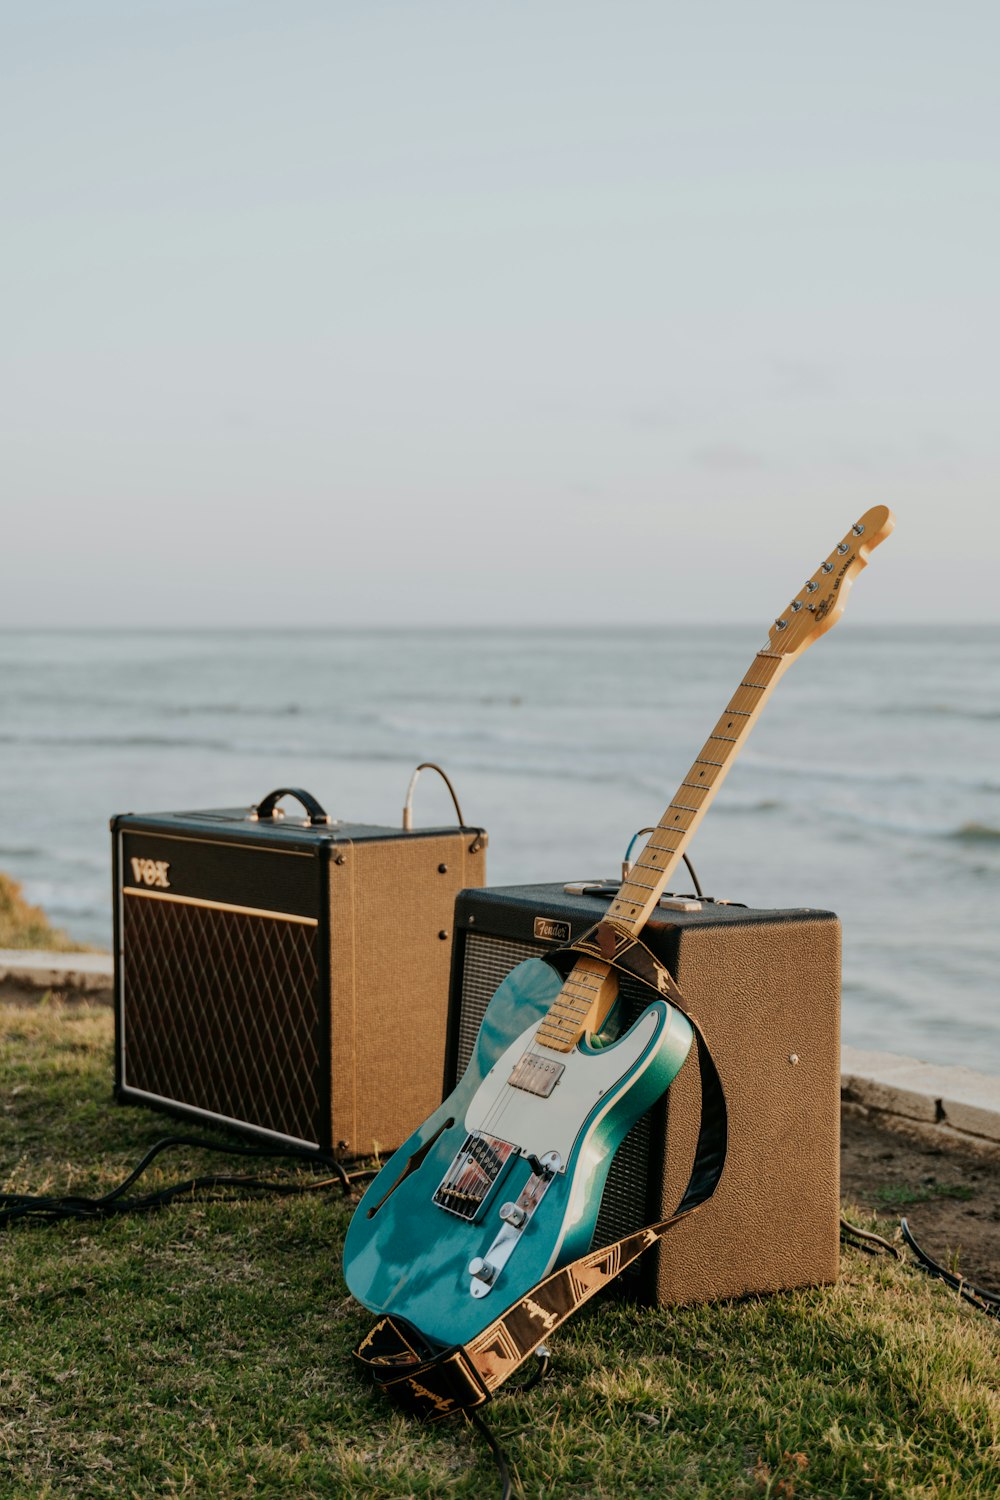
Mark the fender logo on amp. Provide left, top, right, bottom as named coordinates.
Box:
left=130, top=857, right=171, bottom=889
left=533, top=917, right=571, bottom=943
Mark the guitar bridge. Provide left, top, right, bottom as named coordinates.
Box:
left=433, top=1132, right=516, bottom=1221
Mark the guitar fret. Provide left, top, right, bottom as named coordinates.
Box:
left=709, top=734, right=739, bottom=743
left=696, top=758, right=724, bottom=768
left=621, top=875, right=658, bottom=892
left=669, top=802, right=699, bottom=813
left=679, top=781, right=709, bottom=792
left=740, top=681, right=766, bottom=690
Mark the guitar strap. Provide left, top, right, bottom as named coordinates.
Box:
left=351, top=921, right=728, bottom=1423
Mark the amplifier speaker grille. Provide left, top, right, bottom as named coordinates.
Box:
left=121, top=895, right=322, bottom=1144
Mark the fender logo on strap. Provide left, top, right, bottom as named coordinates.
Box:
left=522, top=1296, right=559, bottom=1333
left=406, top=1379, right=455, bottom=1416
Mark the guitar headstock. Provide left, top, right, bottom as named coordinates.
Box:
left=767, top=505, right=895, bottom=657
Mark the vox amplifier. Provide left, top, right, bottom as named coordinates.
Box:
left=112, top=788, right=486, bottom=1156
left=445, top=882, right=841, bottom=1305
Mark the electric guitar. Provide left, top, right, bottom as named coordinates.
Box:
left=344, top=507, right=895, bottom=1351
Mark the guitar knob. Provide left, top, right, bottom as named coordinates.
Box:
left=468, top=1257, right=496, bottom=1284
left=499, top=1201, right=526, bottom=1227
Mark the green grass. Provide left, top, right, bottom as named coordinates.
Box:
left=1, top=1000, right=998, bottom=1499
left=874, top=1181, right=977, bottom=1212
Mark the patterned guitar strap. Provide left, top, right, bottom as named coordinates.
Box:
left=351, top=919, right=728, bottom=1422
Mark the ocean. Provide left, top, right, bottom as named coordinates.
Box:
left=1, top=625, right=996, bottom=1073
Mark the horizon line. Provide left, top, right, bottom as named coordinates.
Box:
left=0, top=619, right=996, bottom=633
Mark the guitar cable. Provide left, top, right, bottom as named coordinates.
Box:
left=840, top=1215, right=1000, bottom=1321
left=465, top=1345, right=551, bottom=1500
left=0, top=1133, right=378, bottom=1228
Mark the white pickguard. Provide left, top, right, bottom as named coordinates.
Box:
left=464, top=1008, right=662, bottom=1166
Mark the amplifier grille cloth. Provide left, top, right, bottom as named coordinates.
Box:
left=122, top=896, right=322, bottom=1144
left=458, top=933, right=654, bottom=1260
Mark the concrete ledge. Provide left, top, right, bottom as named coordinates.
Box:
left=842, top=1045, right=1000, bottom=1152
left=0, top=948, right=114, bottom=997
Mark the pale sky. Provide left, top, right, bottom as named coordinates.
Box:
left=3, top=1, right=998, bottom=626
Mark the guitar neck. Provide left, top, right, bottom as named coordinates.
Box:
left=535, top=504, right=895, bottom=1051
left=604, top=642, right=791, bottom=938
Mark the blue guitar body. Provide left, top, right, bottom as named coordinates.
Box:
left=343, top=957, right=693, bottom=1350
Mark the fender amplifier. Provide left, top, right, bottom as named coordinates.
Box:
left=112, top=788, right=486, bottom=1156
left=445, top=883, right=841, bottom=1305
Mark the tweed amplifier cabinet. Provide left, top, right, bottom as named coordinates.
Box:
left=445, top=883, right=841, bottom=1306
left=112, top=792, right=486, bottom=1155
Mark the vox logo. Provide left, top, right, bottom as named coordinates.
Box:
left=130, top=857, right=171, bottom=889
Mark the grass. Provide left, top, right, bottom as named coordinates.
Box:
left=1, top=1000, right=998, bottom=1499
left=0, top=872, right=91, bottom=952
left=875, top=1182, right=978, bottom=1212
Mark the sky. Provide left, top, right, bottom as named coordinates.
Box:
left=3, top=1, right=999, bottom=626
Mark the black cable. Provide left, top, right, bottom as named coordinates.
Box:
left=682, top=853, right=704, bottom=900
left=839, top=1216, right=902, bottom=1259
left=900, top=1217, right=1000, bottom=1320
left=468, top=1411, right=512, bottom=1500
left=841, top=1214, right=1000, bottom=1324
left=467, top=1348, right=551, bottom=1498
left=0, top=1134, right=378, bottom=1230
left=508, top=1349, right=551, bottom=1392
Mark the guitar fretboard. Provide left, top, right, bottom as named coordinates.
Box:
left=605, top=645, right=788, bottom=938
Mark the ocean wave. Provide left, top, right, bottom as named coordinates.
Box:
left=738, top=751, right=999, bottom=797
left=947, top=821, right=1000, bottom=844
left=878, top=702, right=1000, bottom=723
left=822, top=806, right=1000, bottom=848
left=0, top=732, right=238, bottom=752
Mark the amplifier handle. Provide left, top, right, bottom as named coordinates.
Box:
left=250, top=787, right=332, bottom=826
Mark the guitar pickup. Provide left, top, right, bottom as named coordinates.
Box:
left=506, top=1052, right=565, bottom=1098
